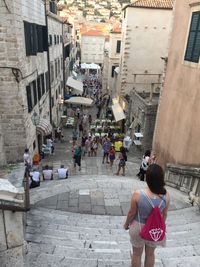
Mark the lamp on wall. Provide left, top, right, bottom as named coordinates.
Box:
left=31, top=111, right=40, bottom=126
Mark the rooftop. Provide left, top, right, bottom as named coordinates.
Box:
left=123, top=0, right=174, bottom=10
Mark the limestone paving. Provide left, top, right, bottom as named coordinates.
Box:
left=2, top=129, right=200, bottom=267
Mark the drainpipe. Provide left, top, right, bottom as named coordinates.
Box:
left=44, top=0, right=52, bottom=125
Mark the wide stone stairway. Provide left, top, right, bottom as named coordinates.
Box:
left=24, top=169, right=200, bottom=267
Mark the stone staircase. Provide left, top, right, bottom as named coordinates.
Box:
left=25, top=201, right=200, bottom=267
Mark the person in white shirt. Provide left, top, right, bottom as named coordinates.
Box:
left=23, top=148, right=32, bottom=171
left=42, top=165, right=53, bottom=180
left=29, top=168, right=40, bottom=188
left=57, top=165, right=68, bottom=179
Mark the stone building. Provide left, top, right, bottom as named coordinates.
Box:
left=128, top=91, right=159, bottom=151
left=120, top=0, right=174, bottom=96
left=102, top=24, right=122, bottom=97
left=47, top=3, right=64, bottom=127
left=153, top=0, right=200, bottom=168
left=0, top=0, right=64, bottom=164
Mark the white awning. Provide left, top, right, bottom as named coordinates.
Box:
left=134, top=132, right=143, bottom=138
left=133, top=140, right=142, bottom=146
left=36, top=119, right=52, bottom=136
left=67, top=76, right=83, bottom=94
left=111, top=103, right=126, bottom=122
left=65, top=97, right=93, bottom=106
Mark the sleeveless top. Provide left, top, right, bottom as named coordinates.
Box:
left=135, top=190, right=167, bottom=224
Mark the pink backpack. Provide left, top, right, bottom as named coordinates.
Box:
left=139, top=191, right=166, bottom=242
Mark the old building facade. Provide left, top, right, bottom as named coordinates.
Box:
left=153, top=0, right=200, bottom=168
left=120, top=1, right=174, bottom=96
left=0, top=0, right=65, bottom=164
left=0, top=0, right=49, bottom=163
left=102, top=24, right=121, bottom=95
left=47, top=7, right=64, bottom=127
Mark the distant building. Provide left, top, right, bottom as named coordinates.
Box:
left=80, top=25, right=110, bottom=65
left=153, top=0, right=200, bottom=168
left=102, top=24, right=122, bottom=96
left=120, top=0, right=174, bottom=96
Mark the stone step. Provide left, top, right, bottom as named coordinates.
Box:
left=161, top=255, right=200, bottom=267
left=26, top=220, right=200, bottom=245
left=25, top=252, right=164, bottom=267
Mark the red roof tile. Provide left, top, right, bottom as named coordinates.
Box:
left=123, top=0, right=174, bottom=10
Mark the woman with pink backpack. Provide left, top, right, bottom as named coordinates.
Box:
left=124, top=164, right=170, bottom=267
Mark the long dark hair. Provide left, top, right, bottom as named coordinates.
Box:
left=146, top=164, right=166, bottom=195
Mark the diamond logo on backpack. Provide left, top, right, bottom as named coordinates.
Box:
left=139, top=191, right=166, bottom=242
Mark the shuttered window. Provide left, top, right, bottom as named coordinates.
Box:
left=116, top=40, right=121, bottom=53
left=42, top=26, right=48, bottom=51
left=45, top=71, right=49, bottom=92
left=26, top=85, right=33, bottom=113
left=32, top=81, right=37, bottom=106
left=24, top=21, right=47, bottom=56
left=37, top=77, right=42, bottom=100
left=111, top=66, right=116, bottom=77
left=49, top=35, right=52, bottom=46
left=41, top=74, right=45, bottom=95
left=185, top=11, right=200, bottom=63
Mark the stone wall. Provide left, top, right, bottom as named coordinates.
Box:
left=0, top=0, right=49, bottom=162
left=0, top=179, right=25, bottom=266
left=165, top=164, right=200, bottom=207
left=129, top=91, right=158, bottom=151
left=48, top=13, right=63, bottom=127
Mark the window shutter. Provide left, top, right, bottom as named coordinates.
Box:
left=185, top=12, right=200, bottom=63
left=26, top=85, right=32, bottom=112
left=30, top=23, right=37, bottom=55
left=111, top=66, right=115, bottom=77
left=42, top=26, right=48, bottom=51
left=45, top=71, right=49, bottom=92
left=37, top=25, right=43, bottom=53
left=24, top=21, right=32, bottom=56
left=32, top=81, right=37, bottom=106
left=116, top=40, right=121, bottom=53
left=37, top=77, right=41, bottom=100
left=54, top=35, right=57, bottom=45
left=41, top=74, right=45, bottom=95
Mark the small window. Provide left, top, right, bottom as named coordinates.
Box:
left=37, top=77, right=41, bottom=100
left=41, top=74, right=45, bottom=95
left=49, top=35, right=52, bottom=46
left=50, top=63, right=54, bottom=83
left=57, top=35, right=59, bottom=44
left=51, top=96, right=54, bottom=107
left=32, top=80, right=37, bottom=106
left=111, top=66, right=116, bottom=77
left=116, top=40, right=121, bottom=53
left=54, top=35, right=57, bottom=45
left=45, top=71, right=49, bottom=92
left=60, top=35, right=63, bottom=43
left=184, top=11, right=200, bottom=63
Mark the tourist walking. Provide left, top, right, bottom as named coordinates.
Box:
left=102, top=138, right=111, bottom=164
left=73, top=144, right=82, bottom=171
left=116, top=146, right=126, bottom=176
left=85, top=136, right=92, bottom=157
left=108, top=145, right=116, bottom=168
left=124, top=164, right=170, bottom=267
left=137, top=150, right=151, bottom=181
